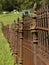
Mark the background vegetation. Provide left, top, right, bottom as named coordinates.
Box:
left=0, top=0, right=49, bottom=12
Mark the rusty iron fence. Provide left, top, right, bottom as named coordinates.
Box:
left=2, top=5, right=49, bottom=65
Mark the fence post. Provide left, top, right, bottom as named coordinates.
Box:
left=33, top=31, right=38, bottom=65
left=18, top=20, right=23, bottom=65
left=15, top=22, right=19, bottom=64
left=30, top=18, right=38, bottom=65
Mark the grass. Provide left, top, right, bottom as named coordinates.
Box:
left=0, top=12, right=22, bottom=25
left=0, top=12, right=23, bottom=65
left=0, top=22, right=14, bottom=65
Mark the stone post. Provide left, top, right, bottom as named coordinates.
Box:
left=18, top=20, right=23, bottom=65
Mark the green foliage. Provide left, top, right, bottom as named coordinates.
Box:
left=0, top=0, right=49, bottom=11
left=0, top=4, right=2, bottom=11
left=0, top=0, right=34, bottom=11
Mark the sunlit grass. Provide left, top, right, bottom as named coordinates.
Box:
left=0, top=12, right=23, bottom=65
left=0, top=12, right=22, bottom=25
left=0, top=22, right=14, bottom=65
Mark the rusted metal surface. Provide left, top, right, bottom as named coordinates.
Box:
left=2, top=5, right=49, bottom=65
left=36, top=5, right=49, bottom=65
